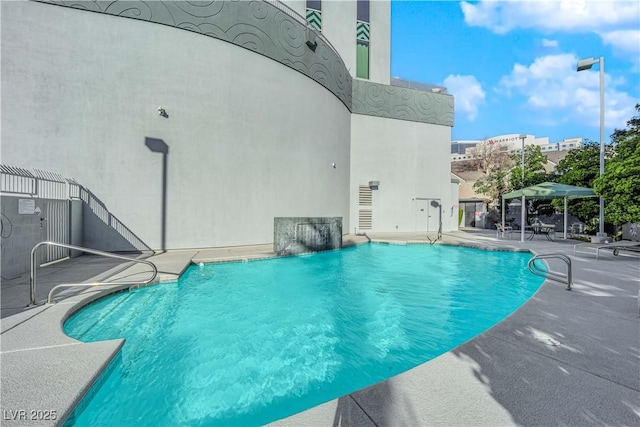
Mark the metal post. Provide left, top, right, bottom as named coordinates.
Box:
left=520, top=135, right=526, bottom=243
left=577, top=56, right=606, bottom=239
left=563, top=196, right=568, bottom=240
left=521, top=195, right=525, bottom=242
left=30, top=247, right=38, bottom=305
left=598, top=56, right=605, bottom=237
left=521, top=142, right=525, bottom=187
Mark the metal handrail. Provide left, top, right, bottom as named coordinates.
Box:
left=527, top=253, right=573, bottom=290
left=30, top=241, right=157, bottom=305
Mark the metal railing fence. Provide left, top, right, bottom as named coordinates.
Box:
left=1, top=165, right=151, bottom=264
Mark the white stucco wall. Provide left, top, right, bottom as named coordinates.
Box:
left=369, top=0, right=391, bottom=85
left=281, top=0, right=306, bottom=18
left=350, top=115, right=453, bottom=233
left=1, top=1, right=351, bottom=250
left=321, top=1, right=358, bottom=79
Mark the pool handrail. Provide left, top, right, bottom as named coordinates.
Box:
left=527, top=253, right=572, bottom=290
left=30, top=241, right=157, bottom=305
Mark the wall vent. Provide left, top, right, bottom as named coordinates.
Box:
left=358, top=185, right=372, bottom=206
left=358, top=210, right=372, bottom=230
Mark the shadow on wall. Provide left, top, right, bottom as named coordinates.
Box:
left=80, top=186, right=152, bottom=253
left=145, top=137, right=169, bottom=252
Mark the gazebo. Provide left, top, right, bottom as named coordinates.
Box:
left=501, top=182, right=597, bottom=241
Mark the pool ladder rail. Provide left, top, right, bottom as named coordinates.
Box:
left=527, top=253, right=573, bottom=291
left=30, top=241, right=158, bottom=305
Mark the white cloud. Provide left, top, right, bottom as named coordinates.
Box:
left=460, top=1, right=639, bottom=55
left=443, top=75, right=486, bottom=121
left=461, top=1, right=639, bottom=33
left=542, top=38, right=558, bottom=48
left=497, top=54, right=636, bottom=130
left=599, top=29, right=640, bottom=56
left=460, top=1, right=505, bottom=32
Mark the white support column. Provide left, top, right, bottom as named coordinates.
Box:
left=520, top=195, right=525, bottom=242
left=564, top=197, right=568, bottom=240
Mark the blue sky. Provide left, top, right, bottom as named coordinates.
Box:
left=391, top=1, right=640, bottom=143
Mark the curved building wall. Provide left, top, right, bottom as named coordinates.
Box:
left=1, top=1, right=351, bottom=249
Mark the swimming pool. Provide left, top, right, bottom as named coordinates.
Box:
left=64, top=243, right=543, bottom=426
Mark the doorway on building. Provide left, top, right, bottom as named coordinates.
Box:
left=459, top=200, right=485, bottom=227
left=415, top=198, right=441, bottom=232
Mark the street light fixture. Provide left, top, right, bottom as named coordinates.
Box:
left=519, top=134, right=527, bottom=242
left=576, top=56, right=605, bottom=238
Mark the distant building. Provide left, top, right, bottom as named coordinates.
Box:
left=450, top=170, right=489, bottom=227
left=451, top=134, right=582, bottom=162
left=539, top=137, right=582, bottom=152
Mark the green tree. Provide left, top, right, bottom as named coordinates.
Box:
left=593, top=104, right=640, bottom=225
left=474, top=144, right=552, bottom=213
left=553, top=140, right=602, bottom=224
left=509, top=145, right=552, bottom=189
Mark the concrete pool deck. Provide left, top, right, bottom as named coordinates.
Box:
left=1, top=230, right=638, bottom=426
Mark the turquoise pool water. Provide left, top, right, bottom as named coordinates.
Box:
left=64, top=244, right=543, bottom=426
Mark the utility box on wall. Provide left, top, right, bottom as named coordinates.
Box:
left=274, top=217, right=342, bottom=256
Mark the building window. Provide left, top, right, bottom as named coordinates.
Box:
left=357, top=0, right=370, bottom=22
left=356, top=40, right=369, bottom=79
left=306, top=0, right=322, bottom=31
left=356, top=0, right=370, bottom=79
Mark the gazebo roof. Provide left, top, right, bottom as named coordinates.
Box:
left=502, top=182, right=597, bottom=200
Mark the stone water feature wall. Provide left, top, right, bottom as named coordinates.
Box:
left=274, top=217, right=342, bottom=256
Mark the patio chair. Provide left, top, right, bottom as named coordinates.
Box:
left=539, top=222, right=556, bottom=241
left=495, top=223, right=513, bottom=239
left=570, top=222, right=585, bottom=235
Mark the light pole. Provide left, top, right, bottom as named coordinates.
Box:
left=577, top=56, right=605, bottom=237
left=519, top=134, right=527, bottom=242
